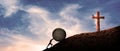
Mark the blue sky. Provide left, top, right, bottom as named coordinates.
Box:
left=0, top=0, right=120, bottom=51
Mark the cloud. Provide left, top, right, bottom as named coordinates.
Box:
left=59, top=4, right=85, bottom=35
left=2, top=4, right=84, bottom=51
left=0, top=0, right=19, bottom=17
left=0, top=2, right=116, bottom=51
left=23, top=4, right=85, bottom=39
left=0, top=42, right=44, bottom=51
left=0, top=28, right=46, bottom=51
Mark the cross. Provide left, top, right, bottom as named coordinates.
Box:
left=92, top=11, right=105, bottom=32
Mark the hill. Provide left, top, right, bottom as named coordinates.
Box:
left=44, top=26, right=120, bottom=51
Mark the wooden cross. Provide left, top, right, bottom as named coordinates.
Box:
left=92, top=11, right=105, bottom=32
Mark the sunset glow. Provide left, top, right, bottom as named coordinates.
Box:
left=0, top=0, right=120, bottom=51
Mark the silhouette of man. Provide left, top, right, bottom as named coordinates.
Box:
left=46, top=39, right=53, bottom=49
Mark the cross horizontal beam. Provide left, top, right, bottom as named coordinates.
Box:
left=92, top=16, right=104, bottom=19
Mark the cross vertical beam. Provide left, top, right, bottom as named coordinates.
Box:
left=92, top=11, right=105, bottom=32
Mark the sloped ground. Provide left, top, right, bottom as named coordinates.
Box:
left=44, top=26, right=120, bottom=51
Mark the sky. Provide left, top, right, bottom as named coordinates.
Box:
left=0, top=0, right=120, bottom=51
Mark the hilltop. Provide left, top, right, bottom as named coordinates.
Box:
left=44, top=26, right=120, bottom=51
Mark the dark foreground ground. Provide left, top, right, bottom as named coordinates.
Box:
left=44, top=26, right=120, bottom=51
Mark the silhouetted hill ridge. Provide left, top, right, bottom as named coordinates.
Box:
left=44, top=26, right=120, bottom=51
